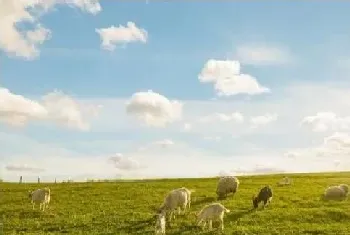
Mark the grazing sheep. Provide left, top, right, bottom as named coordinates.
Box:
left=154, top=211, right=166, bottom=235
left=216, top=176, right=239, bottom=199
left=277, top=176, right=292, bottom=186
left=338, top=184, right=349, bottom=194
left=252, top=186, right=273, bottom=209
left=179, top=187, right=195, bottom=210
left=158, top=188, right=189, bottom=220
left=29, top=188, right=51, bottom=211
left=196, top=203, right=230, bottom=231
left=323, top=185, right=348, bottom=201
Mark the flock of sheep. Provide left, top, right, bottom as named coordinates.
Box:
left=25, top=175, right=349, bottom=234
left=154, top=176, right=349, bottom=234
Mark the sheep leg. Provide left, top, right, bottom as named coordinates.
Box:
left=263, top=199, right=268, bottom=209
left=202, top=221, right=207, bottom=230
left=177, top=207, right=181, bottom=215
left=220, top=217, right=224, bottom=231
left=209, top=220, right=212, bottom=230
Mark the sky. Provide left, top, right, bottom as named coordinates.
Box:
left=2, top=1, right=350, bottom=182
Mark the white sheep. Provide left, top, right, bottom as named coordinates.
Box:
left=338, top=184, right=349, bottom=194
left=179, top=187, right=195, bottom=210
left=216, top=176, right=239, bottom=199
left=277, top=176, right=292, bottom=186
left=158, top=188, right=189, bottom=220
left=196, top=203, right=230, bottom=231
left=323, top=184, right=348, bottom=201
left=29, top=188, right=51, bottom=211
left=154, top=211, right=166, bottom=235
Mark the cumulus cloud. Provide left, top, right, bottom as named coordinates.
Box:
left=42, top=90, right=94, bottom=131
left=285, top=132, right=350, bottom=160
left=0, top=0, right=101, bottom=59
left=152, top=139, right=174, bottom=148
left=108, top=153, right=142, bottom=171
left=199, top=112, right=244, bottom=123
left=96, top=22, right=148, bottom=51
left=235, top=44, right=292, bottom=66
left=301, top=112, right=350, bottom=132
left=0, top=87, right=48, bottom=126
left=5, top=164, right=45, bottom=173
left=0, top=87, right=99, bottom=131
left=125, top=90, right=183, bottom=127
left=250, top=113, right=278, bottom=128
left=324, top=132, right=350, bottom=149
left=198, top=59, right=270, bottom=96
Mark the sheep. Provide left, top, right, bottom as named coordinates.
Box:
left=216, top=176, right=239, bottom=199
left=338, top=184, right=349, bottom=194
left=154, top=211, right=166, bottom=235
left=29, top=188, right=51, bottom=211
left=252, top=185, right=273, bottom=209
left=277, top=176, right=292, bottom=186
left=158, top=188, right=189, bottom=220
left=323, top=184, right=348, bottom=201
left=178, top=187, right=195, bottom=210
left=196, top=202, right=230, bottom=231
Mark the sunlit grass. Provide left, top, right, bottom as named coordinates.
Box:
left=1, top=172, right=350, bottom=234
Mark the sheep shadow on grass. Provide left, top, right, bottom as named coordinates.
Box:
left=226, top=209, right=254, bottom=222
left=191, top=196, right=216, bottom=206
left=118, top=217, right=155, bottom=233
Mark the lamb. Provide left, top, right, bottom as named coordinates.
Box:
left=323, top=184, right=348, bottom=201
left=216, top=176, right=239, bottom=199
left=252, top=185, right=273, bottom=209
left=196, top=203, right=230, bottom=231
left=154, top=211, right=166, bottom=235
left=158, top=188, right=189, bottom=220
left=29, top=188, right=51, bottom=211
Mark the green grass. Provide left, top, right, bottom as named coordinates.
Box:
left=1, top=172, right=350, bottom=234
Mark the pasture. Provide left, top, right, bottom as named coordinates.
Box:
left=1, top=172, right=350, bottom=234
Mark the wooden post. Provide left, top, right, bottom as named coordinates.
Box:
left=19, top=176, right=23, bottom=184
left=37, top=177, right=40, bottom=184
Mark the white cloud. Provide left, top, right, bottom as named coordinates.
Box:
left=203, top=136, right=221, bottom=142
left=152, top=139, right=174, bottom=148
left=199, top=112, right=244, bottom=123
left=250, top=113, right=278, bottom=128
left=324, top=132, right=350, bottom=149
left=0, top=87, right=48, bottom=126
left=5, top=164, right=45, bottom=173
left=96, top=22, right=148, bottom=51
left=42, top=90, right=94, bottom=131
left=285, top=132, right=350, bottom=160
left=301, top=112, right=350, bottom=132
left=108, top=153, right=142, bottom=171
left=125, top=90, right=183, bottom=127
left=0, top=87, right=98, bottom=131
left=198, top=59, right=270, bottom=96
left=235, top=44, right=292, bottom=66
left=0, top=0, right=101, bottom=59
left=182, top=123, right=192, bottom=132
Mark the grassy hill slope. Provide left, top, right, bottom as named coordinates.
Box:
left=1, top=172, right=350, bottom=234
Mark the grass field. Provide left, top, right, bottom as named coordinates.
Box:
left=1, top=172, right=350, bottom=234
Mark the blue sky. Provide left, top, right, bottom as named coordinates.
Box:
left=2, top=1, right=350, bottom=182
